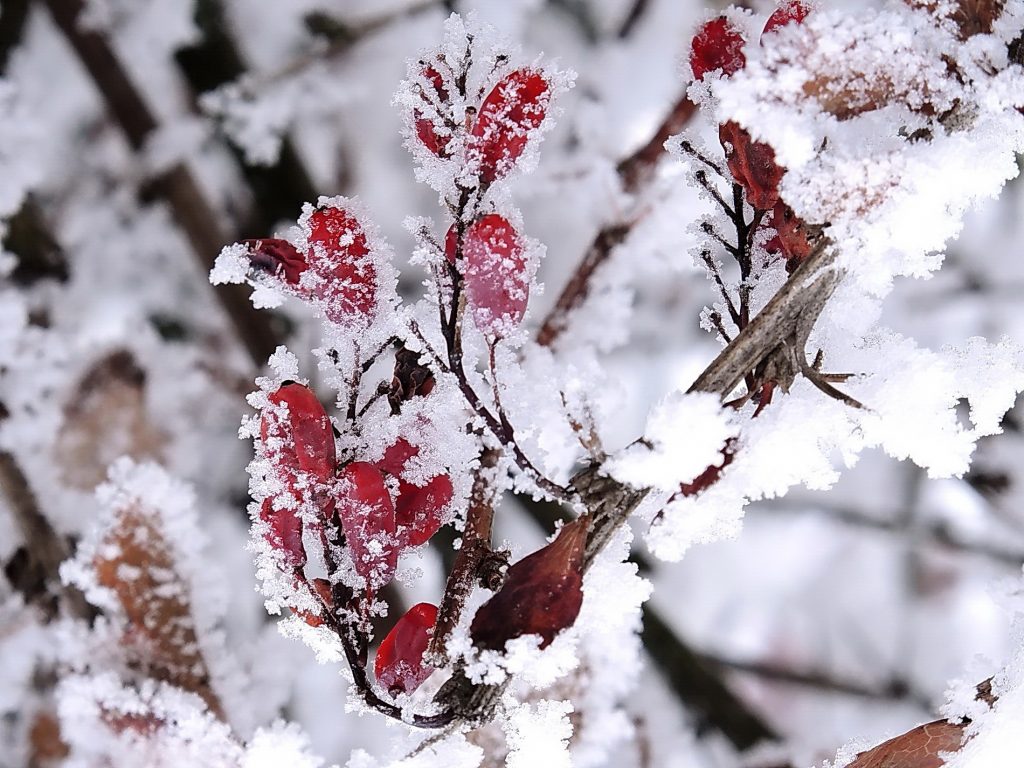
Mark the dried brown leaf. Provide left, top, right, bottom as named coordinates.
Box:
left=94, top=504, right=222, bottom=717
left=55, top=351, right=166, bottom=490
left=847, top=720, right=965, bottom=768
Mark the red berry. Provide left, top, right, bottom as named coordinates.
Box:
left=262, top=383, right=336, bottom=483
left=470, top=517, right=589, bottom=651
left=762, top=1, right=810, bottom=40
left=690, top=17, right=746, bottom=81
left=462, top=214, right=529, bottom=338
left=336, top=461, right=400, bottom=593
left=414, top=64, right=451, bottom=157
left=719, top=120, right=784, bottom=211
left=374, top=602, right=438, bottom=695
left=259, top=498, right=306, bottom=569
left=305, top=206, right=378, bottom=325
left=470, top=69, right=550, bottom=184
left=375, top=438, right=451, bottom=547
left=242, top=238, right=308, bottom=285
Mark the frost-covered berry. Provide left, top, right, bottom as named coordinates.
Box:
left=376, top=438, right=451, bottom=547
left=462, top=214, right=529, bottom=338
left=762, top=0, right=811, bottom=40
left=469, top=68, right=551, bottom=184
left=305, top=205, right=378, bottom=325
left=689, top=17, right=746, bottom=80
left=414, top=64, right=451, bottom=157
left=374, top=602, right=438, bottom=695
left=335, top=461, right=400, bottom=593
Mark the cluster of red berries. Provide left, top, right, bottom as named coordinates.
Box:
left=690, top=1, right=814, bottom=267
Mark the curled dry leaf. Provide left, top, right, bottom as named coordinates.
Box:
left=93, top=504, right=222, bottom=718
left=903, top=0, right=1006, bottom=40
left=846, top=719, right=965, bottom=768
left=242, top=238, right=308, bottom=285
left=719, top=120, right=784, bottom=211
left=470, top=516, right=589, bottom=651
left=55, top=351, right=166, bottom=491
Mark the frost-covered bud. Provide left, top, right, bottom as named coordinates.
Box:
left=242, top=238, right=308, bottom=286
left=414, top=62, right=451, bottom=157
left=470, top=517, right=588, bottom=651
left=719, top=120, right=784, bottom=211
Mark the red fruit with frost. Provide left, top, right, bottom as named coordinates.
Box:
left=305, top=206, right=378, bottom=325
left=243, top=238, right=308, bottom=285
left=336, top=461, right=400, bottom=592
left=376, top=438, right=451, bottom=547
left=719, top=121, right=784, bottom=211
left=470, top=517, right=589, bottom=651
left=374, top=602, right=438, bottom=695
left=762, top=1, right=810, bottom=40
left=297, top=578, right=334, bottom=628
left=470, top=69, right=550, bottom=184
left=462, top=214, right=529, bottom=338
left=259, top=498, right=306, bottom=569
left=414, top=64, right=451, bottom=157
left=690, top=17, right=746, bottom=80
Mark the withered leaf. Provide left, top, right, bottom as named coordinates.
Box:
left=470, top=516, right=589, bottom=651
left=55, top=351, right=166, bottom=490
left=847, top=720, right=965, bottom=768
left=94, top=504, right=222, bottom=718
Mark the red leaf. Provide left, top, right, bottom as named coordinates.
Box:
left=470, top=516, right=589, bottom=651
left=719, top=120, right=784, bottom=211
left=242, top=238, right=308, bottom=285
left=767, top=200, right=814, bottom=267
left=336, top=461, right=400, bottom=592
left=846, top=720, right=965, bottom=768
left=374, top=602, right=438, bottom=695
left=262, top=383, right=336, bottom=482
left=762, top=1, right=811, bottom=41
left=305, top=205, right=378, bottom=325
left=690, top=17, right=746, bottom=81
left=414, top=64, right=451, bottom=157
left=462, top=214, right=529, bottom=338
left=470, top=69, right=551, bottom=184
left=259, top=498, right=306, bottom=569
left=375, top=438, right=451, bottom=547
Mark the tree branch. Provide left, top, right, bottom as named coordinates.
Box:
left=536, top=96, right=697, bottom=347
left=43, top=0, right=282, bottom=367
